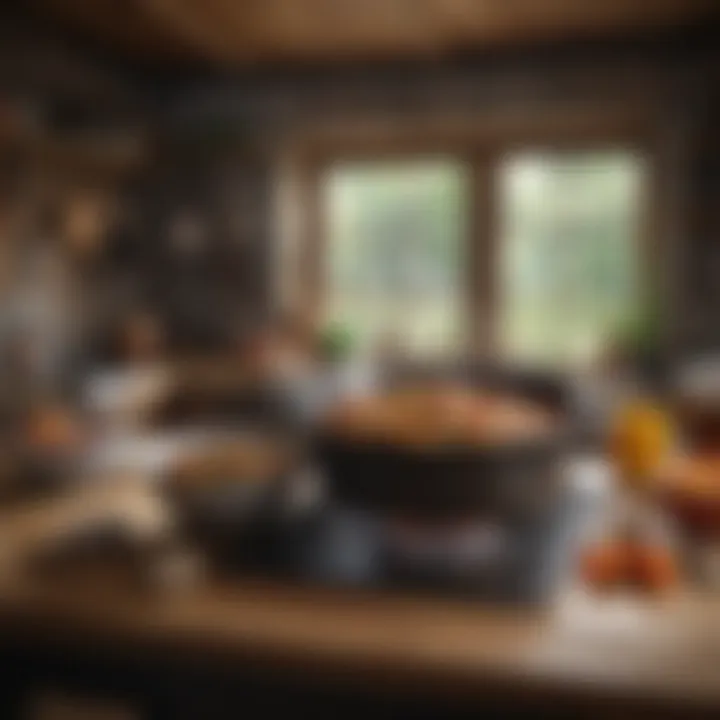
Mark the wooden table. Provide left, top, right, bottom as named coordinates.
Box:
left=0, top=485, right=718, bottom=717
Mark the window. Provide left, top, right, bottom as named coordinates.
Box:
left=499, top=151, right=646, bottom=366
left=322, top=159, right=469, bottom=355
left=302, top=140, right=650, bottom=368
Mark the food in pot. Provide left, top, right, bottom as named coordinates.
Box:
left=323, top=385, right=556, bottom=449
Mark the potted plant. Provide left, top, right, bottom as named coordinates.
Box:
left=318, top=321, right=355, bottom=365
left=610, top=294, right=667, bottom=392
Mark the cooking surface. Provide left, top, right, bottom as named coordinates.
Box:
left=41, top=441, right=603, bottom=604
left=194, top=477, right=592, bottom=605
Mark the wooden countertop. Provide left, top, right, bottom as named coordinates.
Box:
left=0, top=485, right=719, bottom=714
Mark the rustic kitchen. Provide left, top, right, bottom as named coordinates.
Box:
left=0, top=2, right=719, bottom=718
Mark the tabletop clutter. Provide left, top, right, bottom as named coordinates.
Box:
left=2, top=343, right=720, bottom=604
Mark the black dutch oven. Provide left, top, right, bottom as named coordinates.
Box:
left=313, top=363, right=575, bottom=522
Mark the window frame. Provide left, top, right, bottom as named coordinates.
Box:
left=283, top=105, right=661, bottom=361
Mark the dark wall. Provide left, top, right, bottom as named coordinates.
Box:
left=2, top=5, right=718, bottom=357
left=0, top=8, right=151, bottom=378
left=0, top=8, right=145, bottom=133
left=685, top=72, right=720, bottom=354
left=113, top=143, right=274, bottom=351
left=133, top=33, right=718, bottom=355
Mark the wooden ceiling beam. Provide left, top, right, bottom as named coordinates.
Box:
left=29, top=0, right=719, bottom=66
left=32, top=0, right=206, bottom=59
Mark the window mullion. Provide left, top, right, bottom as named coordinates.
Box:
left=468, top=152, right=497, bottom=359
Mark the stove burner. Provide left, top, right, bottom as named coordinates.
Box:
left=380, top=518, right=508, bottom=573
left=206, top=462, right=604, bottom=605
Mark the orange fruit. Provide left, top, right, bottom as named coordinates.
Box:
left=581, top=542, right=629, bottom=589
